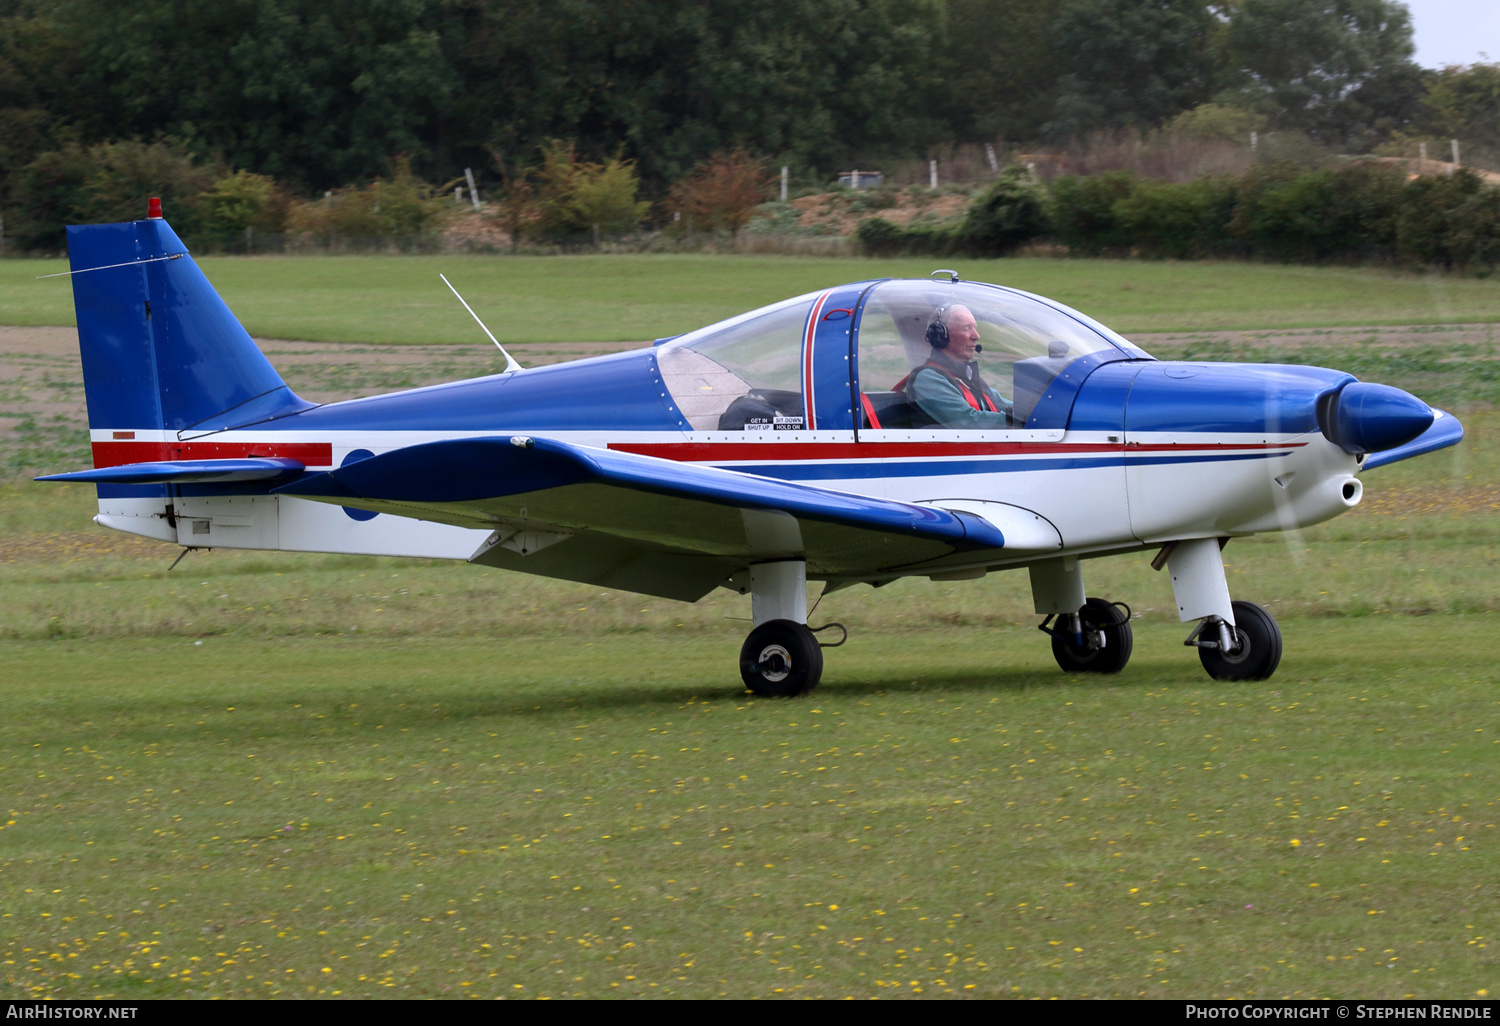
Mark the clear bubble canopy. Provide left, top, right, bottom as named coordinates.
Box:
left=656, top=279, right=1147, bottom=432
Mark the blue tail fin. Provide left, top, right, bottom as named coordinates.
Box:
left=66, top=216, right=313, bottom=437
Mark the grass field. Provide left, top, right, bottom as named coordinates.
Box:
left=5, top=254, right=1500, bottom=343
left=1, top=256, right=1498, bottom=999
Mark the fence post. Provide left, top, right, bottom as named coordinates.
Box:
left=780, top=166, right=788, bottom=202
left=929, top=159, right=937, bottom=189
left=985, top=143, right=999, bottom=174
left=465, top=168, right=481, bottom=211
left=1452, top=139, right=1460, bottom=172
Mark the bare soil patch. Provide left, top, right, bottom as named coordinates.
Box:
left=789, top=190, right=971, bottom=236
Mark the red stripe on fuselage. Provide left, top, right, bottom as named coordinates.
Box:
left=610, top=440, right=1305, bottom=461
left=92, top=440, right=334, bottom=469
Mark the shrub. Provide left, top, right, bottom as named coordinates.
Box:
left=1050, top=171, right=1137, bottom=253
left=11, top=139, right=216, bottom=248
left=202, top=170, right=287, bottom=238
left=530, top=140, right=648, bottom=241
left=665, top=149, right=770, bottom=236
left=1397, top=168, right=1497, bottom=271
left=854, top=216, right=958, bottom=257
left=1229, top=162, right=1403, bottom=262
left=286, top=158, right=451, bottom=248
left=1112, top=176, right=1235, bottom=259
left=956, top=166, right=1050, bottom=256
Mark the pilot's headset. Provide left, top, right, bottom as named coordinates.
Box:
left=925, top=305, right=982, bottom=354
left=925, top=306, right=953, bottom=350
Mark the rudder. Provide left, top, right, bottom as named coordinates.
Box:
left=67, top=215, right=313, bottom=445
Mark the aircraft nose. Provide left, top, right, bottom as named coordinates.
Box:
left=1318, top=382, right=1434, bottom=454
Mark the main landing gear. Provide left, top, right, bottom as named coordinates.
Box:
left=1030, top=559, right=1135, bottom=676
left=738, top=555, right=836, bottom=698
left=740, top=619, right=824, bottom=697
left=1041, top=597, right=1134, bottom=674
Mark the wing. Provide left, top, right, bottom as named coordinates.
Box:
left=273, top=436, right=1010, bottom=601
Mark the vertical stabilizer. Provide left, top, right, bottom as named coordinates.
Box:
left=66, top=217, right=313, bottom=441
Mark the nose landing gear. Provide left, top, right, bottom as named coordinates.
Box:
left=1185, top=599, right=1282, bottom=681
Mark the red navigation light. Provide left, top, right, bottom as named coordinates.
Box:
left=147, top=197, right=163, bottom=219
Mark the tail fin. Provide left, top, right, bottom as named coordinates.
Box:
left=67, top=214, right=313, bottom=445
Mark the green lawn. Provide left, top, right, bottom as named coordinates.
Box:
left=5, top=253, right=1500, bottom=343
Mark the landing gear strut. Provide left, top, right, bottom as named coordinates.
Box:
left=1161, top=538, right=1283, bottom=682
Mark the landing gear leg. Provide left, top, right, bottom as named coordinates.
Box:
left=1164, top=537, right=1283, bottom=682
left=1030, top=558, right=1134, bottom=674
left=740, top=559, right=822, bottom=697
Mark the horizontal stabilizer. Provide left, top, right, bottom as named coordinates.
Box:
left=37, top=457, right=306, bottom=485
left=1359, top=409, right=1464, bottom=471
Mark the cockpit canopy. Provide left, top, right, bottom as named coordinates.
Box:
left=657, top=279, right=1148, bottom=433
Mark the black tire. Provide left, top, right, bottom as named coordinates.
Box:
left=1199, top=600, right=1282, bottom=682
left=740, top=619, right=823, bottom=697
left=1051, top=597, right=1134, bottom=674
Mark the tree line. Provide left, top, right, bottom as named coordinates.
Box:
left=1, top=0, right=1497, bottom=251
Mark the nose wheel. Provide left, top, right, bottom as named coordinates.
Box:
left=1043, top=597, right=1134, bottom=674
left=1190, top=600, right=1282, bottom=681
left=740, top=619, right=823, bottom=697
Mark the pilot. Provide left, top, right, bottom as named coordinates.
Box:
left=900, top=304, right=1013, bottom=428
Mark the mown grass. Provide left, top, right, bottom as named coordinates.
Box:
left=3, top=620, right=1498, bottom=999
left=5, top=254, right=1500, bottom=343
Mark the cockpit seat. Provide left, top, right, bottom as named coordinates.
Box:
left=718, top=388, right=806, bottom=431
left=861, top=391, right=937, bottom=430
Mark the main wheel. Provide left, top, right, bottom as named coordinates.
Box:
left=1051, top=597, right=1134, bottom=674
left=1199, top=600, right=1282, bottom=681
left=740, top=619, right=823, bottom=697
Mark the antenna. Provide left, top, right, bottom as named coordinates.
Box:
left=440, top=274, right=523, bottom=374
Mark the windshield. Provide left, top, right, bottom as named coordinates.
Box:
left=856, top=280, right=1133, bottom=427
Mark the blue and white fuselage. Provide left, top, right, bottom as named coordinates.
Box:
left=41, top=215, right=1463, bottom=693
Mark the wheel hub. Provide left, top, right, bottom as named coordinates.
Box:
left=754, top=645, right=792, bottom=682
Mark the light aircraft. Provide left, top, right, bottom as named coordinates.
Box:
left=38, top=205, right=1463, bottom=696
